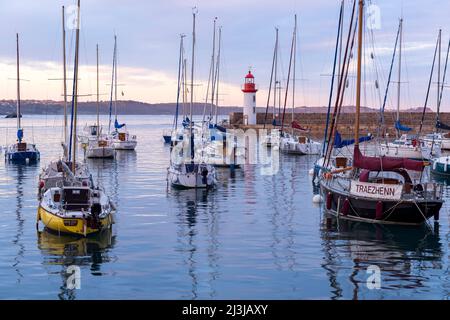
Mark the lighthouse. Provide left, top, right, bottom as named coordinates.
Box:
left=241, top=70, right=258, bottom=125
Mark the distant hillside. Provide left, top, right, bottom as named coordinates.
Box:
left=0, top=100, right=433, bottom=115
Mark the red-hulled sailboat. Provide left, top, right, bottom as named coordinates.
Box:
left=319, top=0, right=443, bottom=225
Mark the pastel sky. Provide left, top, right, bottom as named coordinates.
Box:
left=0, top=0, right=449, bottom=111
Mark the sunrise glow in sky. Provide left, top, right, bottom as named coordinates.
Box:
left=0, top=0, right=449, bottom=110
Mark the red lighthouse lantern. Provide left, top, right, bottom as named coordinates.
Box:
left=242, top=71, right=257, bottom=93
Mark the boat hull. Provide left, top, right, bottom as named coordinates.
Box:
left=37, top=206, right=113, bottom=236
left=379, top=144, right=423, bottom=159
left=441, top=139, right=450, bottom=150
left=6, top=150, right=39, bottom=163
left=431, top=157, right=450, bottom=176
left=280, top=141, right=321, bottom=155
left=320, top=181, right=442, bottom=225
left=112, top=140, right=137, bottom=150
left=86, top=147, right=115, bottom=158
left=168, top=169, right=215, bottom=189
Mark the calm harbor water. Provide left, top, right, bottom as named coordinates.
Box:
left=0, top=115, right=449, bottom=300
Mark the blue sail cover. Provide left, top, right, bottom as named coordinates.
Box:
left=334, top=131, right=372, bottom=149
left=395, top=120, right=412, bottom=132
left=272, top=119, right=281, bottom=126
left=214, top=124, right=226, bottom=133
left=436, top=120, right=450, bottom=131
left=114, top=119, right=126, bottom=129
left=182, top=117, right=192, bottom=128
left=17, top=128, right=23, bottom=142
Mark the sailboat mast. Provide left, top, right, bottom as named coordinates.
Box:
left=62, top=6, right=68, bottom=145
left=210, top=18, right=217, bottom=118
left=281, top=17, right=296, bottom=132
left=354, top=0, right=363, bottom=146
left=214, top=27, right=222, bottom=124
left=16, top=33, right=21, bottom=137
left=183, top=58, right=187, bottom=120
left=396, top=18, right=403, bottom=133
left=437, top=29, right=442, bottom=116
left=274, top=28, right=278, bottom=118
left=114, top=36, right=118, bottom=122
left=263, top=28, right=278, bottom=129
left=108, top=35, right=116, bottom=134
left=292, top=14, right=297, bottom=124
left=174, top=35, right=185, bottom=131
left=71, top=0, right=81, bottom=173
left=190, top=9, right=196, bottom=160
left=96, top=44, right=100, bottom=138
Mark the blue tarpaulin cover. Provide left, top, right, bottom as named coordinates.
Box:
left=395, top=120, right=412, bottom=132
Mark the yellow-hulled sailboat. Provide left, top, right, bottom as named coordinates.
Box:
left=37, top=0, right=114, bottom=236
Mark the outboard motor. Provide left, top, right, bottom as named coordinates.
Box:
left=90, top=203, right=102, bottom=229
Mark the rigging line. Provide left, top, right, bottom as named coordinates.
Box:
left=263, top=28, right=278, bottom=129
left=324, top=0, right=357, bottom=164
left=419, top=31, right=440, bottom=134
left=174, top=35, right=185, bottom=132
left=108, top=35, right=116, bottom=134
left=437, top=38, right=450, bottom=121
left=202, top=18, right=216, bottom=124
left=281, top=17, right=296, bottom=133
left=322, top=1, right=344, bottom=156
left=324, top=0, right=357, bottom=167
left=328, top=18, right=358, bottom=166
left=209, top=18, right=218, bottom=119
left=380, top=20, right=401, bottom=128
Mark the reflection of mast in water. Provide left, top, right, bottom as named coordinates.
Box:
left=264, top=155, right=298, bottom=273
left=173, top=188, right=220, bottom=299
left=12, top=164, right=26, bottom=283
left=320, top=218, right=343, bottom=299
left=320, top=214, right=443, bottom=299
left=205, top=189, right=219, bottom=298
left=175, top=189, right=199, bottom=299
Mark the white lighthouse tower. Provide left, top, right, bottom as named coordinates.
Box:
left=241, top=70, right=258, bottom=125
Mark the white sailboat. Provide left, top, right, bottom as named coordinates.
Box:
left=86, top=44, right=114, bottom=159
left=109, top=36, right=137, bottom=151
left=167, top=9, right=216, bottom=189
left=261, top=28, right=280, bottom=148
left=279, top=15, right=321, bottom=156
left=37, top=0, right=114, bottom=237
left=379, top=19, right=440, bottom=160
left=422, top=31, right=450, bottom=151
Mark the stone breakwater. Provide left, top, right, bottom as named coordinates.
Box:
left=228, top=112, right=449, bottom=138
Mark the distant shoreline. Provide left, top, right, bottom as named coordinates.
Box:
left=0, top=99, right=432, bottom=116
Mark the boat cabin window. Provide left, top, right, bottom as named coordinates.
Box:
left=90, top=126, right=98, bottom=136
left=62, top=188, right=90, bottom=210
left=298, top=136, right=307, bottom=144
left=367, top=171, right=405, bottom=185
left=53, top=191, right=61, bottom=203
left=17, top=143, right=27, bottom=151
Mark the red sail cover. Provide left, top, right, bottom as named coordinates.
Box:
left=353, top=145, right=425, bottom=172
left=291, top=121, right=309, bottom=131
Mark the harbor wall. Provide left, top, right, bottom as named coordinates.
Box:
left=228, top=112, right=448, bottom=138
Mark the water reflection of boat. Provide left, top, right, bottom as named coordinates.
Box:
left=320, top=213, right=442, bottom=299
left=37, top=228, right=115, bottom=259
left=37, top=228, right=115, bottom=300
